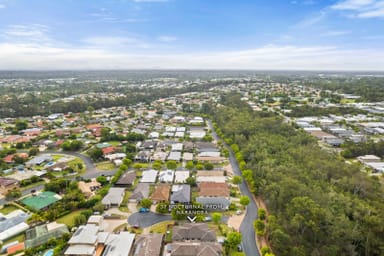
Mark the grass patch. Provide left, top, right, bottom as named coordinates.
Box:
left=108, top=141, right=122, bottom=147
left=2, top=233, right=25, bottom=245
left=52, top=155, right=63, bottom=161
left=208, top=223, right=234, bottom=237
left=95, top=161, right=115, bottom=171
left=150, top=221, right=175, bottom=234
left=118, top=191, right=131, bottom=212
left=56, top=210, right=83, bottom=228
left=20, top=181, right=46, bottom=191
left=0, top=205, right=18, bottom=215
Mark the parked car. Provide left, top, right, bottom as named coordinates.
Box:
left=139, top=207, right=149, bottom=213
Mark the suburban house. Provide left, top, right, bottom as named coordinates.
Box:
left=101, top=187, right=125, bottom=208
left=78, top=179, right=101, bottom=199
left=140, top=169, right=158, bottom=183
left=133, top=233, right=164, bottom=256
left=170, top=185, right=191, bottom=204
left=196, top=182, right=230, bottom=211
left=196, top=171, right=226, bottom=183
left=0, top=177, right=19, bottom=194
left=0, top=210, right=30, bottom=242
left=174, top=171, right=190, bottom=183
left=150, top=184, right=171, bottom=203
left=167, top=151, right=181, bottom=161
left=64, top=224, right=99, bottom=255
left=24, top=222, right=69, bottom=249
left=159, top=170, right=175, bottom=183
left=115, top=171, right=136, bottom=187
left=101, top=232, right=135, bottom=256
left=165, top=242, right=222, bottom=256
left=172, top=223, right=216, bottom=242
left=129, top=183, right=150, bottom=203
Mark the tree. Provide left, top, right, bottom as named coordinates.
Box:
left=254, top=219, right=266, bottom=236
left=258, top=208, right=266, bottom=220
left=185, top=161, right=194, bottom=170
left=152, top=161, right=163, bottom=170
left=133, top=163, right=143, bottom=170
left=96, top=176, right=108, bottom=186
left=203, top=162, right=214, bottom=170
left=122, top=158, right=132, bottom=166
left=88, top=147, right=103, bottom=161
left=156, top=202, right=169, bottom=214
left=232, top=176, right=242, bottom=185
left=28, top=147, right=39, bottom=156
left=15, top=120, right=28, bottom=131
left=119, top=164, right=128, bottom=171
left=227, top=232, right=242, bottom=249
left=212, top=212, right=222, bottom=225
left=239, top=196, right=250, bottom=207
left=93, top=202, right=105, bottom=213
left=166, top=160, right=177, bottom=170
left=74, top=215, right=87, bottom=227
left=196, top=163, right=204, bottom=170
left=6, top=189, right=22, bottom=200
left=140, top=198, right=152, bottom=209
left=186, top=176, right=197, bottom=187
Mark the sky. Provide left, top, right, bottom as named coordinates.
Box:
left=0, top=0, right=383, bottom=70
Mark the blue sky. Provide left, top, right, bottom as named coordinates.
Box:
left=0, top=0, right=383, bottom=70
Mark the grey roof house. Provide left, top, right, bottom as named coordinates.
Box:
left=170, top=185, right=191, bottom=204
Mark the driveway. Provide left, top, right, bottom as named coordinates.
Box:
left=128, top=212, right=172, bottom=228
left=208, top=120, right=259, bottom=256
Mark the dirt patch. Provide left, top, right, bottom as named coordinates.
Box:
left=227, top=213, right=244, bottom=232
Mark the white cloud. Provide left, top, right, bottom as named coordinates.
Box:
left=331, top=0, right=384, bottom=18
left=0, top=4, right=5, bottom=9
left=0, top=43, right=383, bottom=71
left=332, top=0, right=375, bottom=10
left=82, top=36, right=151, bottom=49
left=2, top=24, right=52, bottom=44
left=295, top=11, right=327, bottom=28
left=158, top=36, right=178, bottom=42
left=321, top=31, right=350, bottom=37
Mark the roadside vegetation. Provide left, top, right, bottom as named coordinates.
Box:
left=212, top=93, right=384, bottom=256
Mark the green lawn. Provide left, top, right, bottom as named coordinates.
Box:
left=118, top=191, right=131, bottom=212
left=150, top=221, right=175, bottom=234
left=2, top=233, right=25, bottom=245
left=52, top=154, right=63, bottom=161
left=56, top=210, right=83, bottom=227
left=95, top=161, right=115, bottom=171
left=0, top=205, right=18, bottom=215
left=108, top=141, right=122, bottom=147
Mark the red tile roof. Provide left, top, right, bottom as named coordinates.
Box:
left=7, top=242, right=25, bottom=255
left=102, top=146, right=116, bottom=155
left=198, top=182, right=230, bottom=197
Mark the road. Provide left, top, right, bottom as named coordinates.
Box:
left=43, top=150, right=117, bottom=179
left=208, top=120, right=259, bottom=256
left=0, top=150, right=115, bottom=206
left=128, top=212, right=172, bottom=228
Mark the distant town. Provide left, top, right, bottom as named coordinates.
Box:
left=0, top=71, right=383, bottom=256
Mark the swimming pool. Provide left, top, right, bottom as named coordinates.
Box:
left=43, top=249, right=54, bottom=256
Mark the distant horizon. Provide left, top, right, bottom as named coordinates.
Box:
left=0, top=69, right=384, bottom=73
left=0, top=0, right=383, bottom=70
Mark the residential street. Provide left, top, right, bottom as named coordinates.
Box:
left=127, top=212, right=172, bottom=228
left=208, top=120, right=259, bottom=256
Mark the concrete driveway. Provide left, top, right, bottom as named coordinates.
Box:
left=127, top=212, right=172, bottom=228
